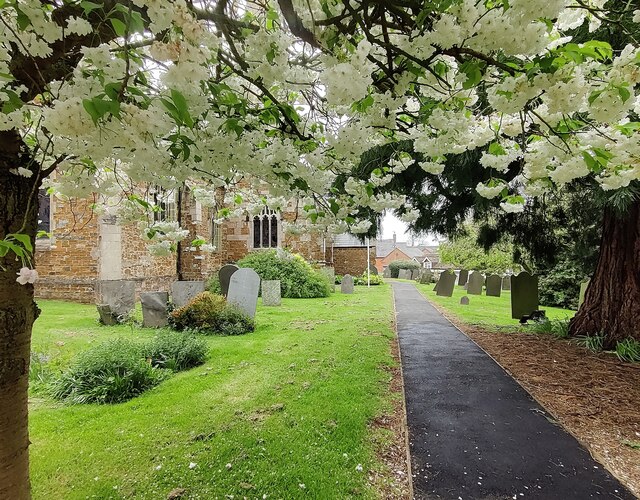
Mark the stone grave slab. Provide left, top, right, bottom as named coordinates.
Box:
left=502, top=275, right=511, bottom=291
left=467, top=272, right=484, bottom=295
left=383, top=268, right=391, bottom=278
left=398, top=269, right=412, bottom=280
left=436, top=270, right=456, bottom=297
left=578, top=279, right=590, bottom=309
left=262, top=280, right=281, bottom=306
left=411, top=269, right=421, bottom=280
left=460, top=296, right=470, bottom=306
left=511, top=272, right=539, bottom=320
left=321, top=267, right=336, bottom=293
left=227, top=268, right=261, bottom=319
left=218, top=264, right=239, bottom=297
left=458, top=270, right=469, bottom=286
left=140, top=292, right=169, bottom=328
left=341, top=274, right=354, bottom=294
left=96, top=304, right=118, bottom=325
left=97, top=280, right=136, bottom=319
left=485, top=275, right=502, bottom=297
left=420, top=270, right=433, bottom=284
left=171, top=281, right=206, bottom=308
left=369, top=264, right=379, bottom=276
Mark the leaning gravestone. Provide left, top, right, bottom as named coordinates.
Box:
left=171, top=281, right=206, bottom=308
left=578, top=279, right=590, bottom=309
left=485, top=275, right=502, bottom=297
left=411, top=269, right=421, bottom=281
left=436, top=270, right=456, bottom=297
left=420, top=270, right=433, bottom=284
left=369, top=264, right=379, bottom=276
left=341, top=274, right=354, bottom=294
left=383, top=267, right=391, bottom=278
left=262, top=280, right=281, bottom=306
left=467, top=272, right=484, bottom=295
left=140, top=291, right=169, bottom=327
left=97, top=280, right=136, bottom=320
left=458, top=270, right=469, bottom=286
left=460, top=296, right=470, bottom=306
left=502, top=275, right=511, bottom=291
left=227, top=268, right=261, bottom=319
left=511, top=272, right=539, bottom=320
left=321, top=266, right=336, bottom=293
left=96, top=304, right=118, bottom=325
left=218, top=264, right=239, bottom=297
left=398, top=269, right=412, bottom=280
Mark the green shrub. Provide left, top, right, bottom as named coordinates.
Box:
left=50, top=339, right=167, bottom=404
left=354, top=272, right=384, bottom=286
left=206, top=275, right=222, bottom=295
left=144, top=332, right=209, bottom=371
left=237, top=250, right=330, bottom=298
left=615, top=338, right=640, bottom=363
left=170, top=292, right=255, bottom=335
left=388, top=260, right=420, bottom=278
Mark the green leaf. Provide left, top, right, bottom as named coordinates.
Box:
left=488, top=142, right=506, bottom=156
left=80, top=1, right=103, bottom=15
left=170, top=89, right=194, bottom=127
left=329, top=199, right=340, bottom=216
left=617, top=85, right=631, bottom=103
left=582, top=151, right=601, bottom=173
left=110, top=18, right=127, bottom=37
left=234, top=194, right=243, bottom=205
left=459, top=60, right=482, bottom=90
left=8, top=233, right=33, bottom=253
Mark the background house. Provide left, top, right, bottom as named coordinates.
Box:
left=375, top=234, right=446, bottom=273
left=34, top=187, right=373, bottom=303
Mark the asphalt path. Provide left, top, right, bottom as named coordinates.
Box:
left=392, top=281, right=635, bottom=500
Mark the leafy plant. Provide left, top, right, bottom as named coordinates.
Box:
left=50, top=339, right=167, bottom=404
left=170, top=292, right=254, bottom=335
left=574, top=333, right=605, bottom=352
left=29, top=351, right=53, bottom=392
left=530, top=318, right=571, bottom=339
left=354, top=272, right=384, bottom=286
left=206, top=274, right=222, bottom=295
left=143, top=332, right=209, bottom=371
left=615, top=338, right=640, bottom=363
left=539, top=259, right=588, bottom=310
left=388, top=260, right=420, bottom=278
left=237, top=249, right=330, bottom=298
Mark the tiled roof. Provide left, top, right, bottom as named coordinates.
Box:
left=375, top=239, right=429, bottom=259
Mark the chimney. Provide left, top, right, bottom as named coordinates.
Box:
left=392, top=232, right=396, bottom=245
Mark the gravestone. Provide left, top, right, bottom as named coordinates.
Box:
left=383, top=267, right=391, bottom=278
left=411, top=269, right=421, bottom=281
left=97, top=280, right=136, bottom=320
left=419, top=270, right=433, bottom=284
left=171, top=281, right=206, bottom=308
left=502, top=275, right=511, bottom=291
left=578, top=279, right=590, bottom=309
left=218, top=264, right=239, bottom=297
left=467, top=272, right=484, bottom=295
left=262, top=280, right=281, bottom=306
left=398, top=269, right=412, bottom=280
left=436, top=270, right=456, bottom=297
left=96, top=304, right=118, bottom=325
left=321, top=266, right=336, bottom=293
left=227, top=268, right=261, bottom=319
left=485, top=275, right=502, bottom=297
left=458, top=270, right=469, bottom=286
left=341, top=274, right=354, bottom=294
left=460, top=296, right=470, bottom=306
left=140, top=292, right=169, bottom=328
left=369, top=265, right=379, bottom=276
left=511, top=272, right=539, bottom=320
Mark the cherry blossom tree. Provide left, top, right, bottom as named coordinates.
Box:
left=1, top=1, right=639, bottom=496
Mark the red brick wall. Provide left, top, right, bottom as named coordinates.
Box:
left=333, top=246, right=376, bottom=276
left=376, top=248, right=415, bottom=273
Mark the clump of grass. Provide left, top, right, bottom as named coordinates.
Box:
left=143, top=332, right=208, bottom=371
left=574, top=333, right=605, bottom=352
left=615, top=338, right=640, bottom=363
left=50, top=339, right=167, bottom=404
left=531, top=318, right=571, bottom=339
left=29, top=351, right=53, bottom=392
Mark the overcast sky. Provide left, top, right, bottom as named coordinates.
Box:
left=380, top=213, right=442, bottom=246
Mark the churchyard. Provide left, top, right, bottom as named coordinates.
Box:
left=28, top=285, right=409, bottom=499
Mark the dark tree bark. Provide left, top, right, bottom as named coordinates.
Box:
left=0, top=131, right=41, bottom=499
left=569, top=199, right=640, bottom=348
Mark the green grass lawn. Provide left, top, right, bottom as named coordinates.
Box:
left=29, top=285, right=397, bottom=499
left=414, top=283, right=575, bottom=328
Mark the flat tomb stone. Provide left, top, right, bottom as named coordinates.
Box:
left=140, top=291, right=169, bottom=328
left=227, top=268, right=261, bottom=319
left=171, top=281, right=206, bottom=308
left=262, top=280, right=282, bottom=306
left=341, top=274, right=354, bottom=294
left=485, top=275, right=502, bottom=297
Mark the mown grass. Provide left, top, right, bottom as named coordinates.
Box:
left=414, top=283, right=575, bottom=328
left=29, top=285, right=397, bottom=499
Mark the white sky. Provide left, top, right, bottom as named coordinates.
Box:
left=380, top=213, right=442, bottom=246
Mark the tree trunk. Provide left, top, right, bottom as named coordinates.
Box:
left=0, top=131, right=41, bottom=499
left=569, top=199, right=640, bottom=349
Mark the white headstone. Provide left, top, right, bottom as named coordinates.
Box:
left=227, top=268, right=261, bottom=318
left=341, top=274, right=354, bottom=294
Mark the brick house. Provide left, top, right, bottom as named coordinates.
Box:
left=374, top=234, right=444, bottom=273
left=34, top=187, right=373, bottom=303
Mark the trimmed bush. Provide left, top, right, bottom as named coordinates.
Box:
left=388, top=260, right=420, bottom=278
left=354, top=272, right=384, bottom=286
left=237, top=250, right=331, bottom=298
left=144, top=332, right=209, bottom=371
left=50, top=339, right=167, bottom=404
left=170, top=292, right=255, bottom=335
